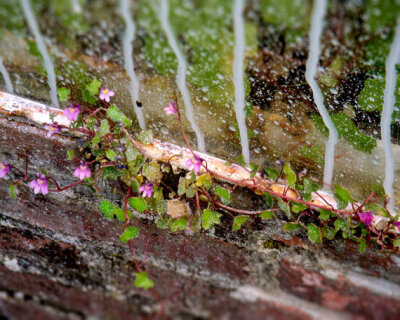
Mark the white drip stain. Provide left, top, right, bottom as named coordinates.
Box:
left=159, top=0, right=205, bottom=152
left=381, top=18, right=400, bottom=212
left=0, top=56, right=14, bottom=93
left=21, top=0, right=58, bottom=107
left=305, top=0, right=338, bottom=186
left=71, top=0, right=82, bottom=14
left=233, top=0, right=250, bottom=165
left=119, top=0, right=146, bottom=129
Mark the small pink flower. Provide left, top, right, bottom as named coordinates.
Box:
left=0, top=162, right=11, bottom=178
left=394, top=221, right=400, bottom=231
left=358, top=211, right=374, bottom=227
left=99, top=87, right=115, bottom=102
left=63, top=104, right=81, bottom=122
left=29, top=173, right=48, bottom=195
left=74, top=161, right=91, bottom=180
left=44, top=124, right=61, bottom=137
left=139, top=182, right=153, bottom=198
left=186, top=156, right=202, bottom=174
left=164, top=101, right=177, bottom=115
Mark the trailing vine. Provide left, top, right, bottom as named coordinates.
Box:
left=1, top=79, right=400, bottom=294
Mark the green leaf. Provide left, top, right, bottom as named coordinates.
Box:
left=8, top=184, right=16, bottom=200
left=283, top=163, right=296, bottom=189
left=112, top=206, right=126, bottom=221
left=265, top=167, right=279, bottom=180
left=86, top=78, right=101, bottom=96
left=319, top=209, right=332, bottom=221
left=394, top=238, right=400, bottom=248
left=359, top=238, right=366, bottom=253
left=142, top=162, right=160, bottom=182
left=264, top=192, right=274, bottom=208
left=292, top=202, right=308, bottom=214
left=134, top=272, right=154, bottom=290
left=120, top=226, right=140, bottom=243
left=333, top=184, right=353, bottom=203
left=213, top=186, right=231, bottom=205
left=100, top=119, right=110, bottom=136
left=102, top=166, right=123, bottom=180
left=278, top=198, right=291, bottom=219
left=57, top=87, right=70, bottom=102
left=126, top=144, right=140, bottom=162
left=322, top=226, right=336, bottom=240
left=232, top=215, right=249, bottom=231
left=235, top=155, right=246, bottom=166
left=67, top=150, right=75, bottom=161
left=185, top=185, right=195, bottom=198
left=201, top=209, right=222, bottom=230
left=99, top=200, right=114, bottom=219
left=156, top=217, right=169, bottom=229
left=106, top=149, right=117, bottom=161
left=168, top=218, right=187, bottom=232
left=137, top=130, right=153, bottom=144
left=106, top=105, right=132, bottom=127
left=249, top=163, right=259, bottom=178
left=177, top=177, right=187, bottom=196
left=196, top=173, right=212, bottom=190
left=129, top=197, right=148, bottom=213
left=307, top=223, right=322, bottom=243
left=156, top=199, right=167, bottom=214
left=335, top=218, right=350, bottom=238
left=86, top=117, right=97, bottom=131
left=302, top=178, right=319, bottom=201
left=283, top=223, right=303, bottom=231
left=259, top=210, right=275, bottom=219
left=91, top=133, right=101, bottom=148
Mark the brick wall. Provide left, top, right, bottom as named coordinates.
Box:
left=0, top=116, right=400, bottom=319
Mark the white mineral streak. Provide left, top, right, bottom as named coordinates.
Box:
left=159, top=0, right=206, bottom=152
left=233, top=0, right=250, bottom=165
left=305, top=0, right=338, bottom=186
left=71, top=0, right=82, bottom=14
left=0, top=56, right=14, bottom=93
left=21, top=0, right=59, bottom=107
left=380, top=18, right=400, bottom=213
left=119, top=0, right=146, bottom=129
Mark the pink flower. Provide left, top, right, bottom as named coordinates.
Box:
left=99, top=87, right=115, bottom=102
left=164, top=101, right=177, bottom=115
left=63, top=104, right=81, bottom=122
left=0, top=162, right=11, bottom=178
left=74, top=161, right=91, bottom=180
left=358, top=211, right=374, bottom=227
left=29, top=173, right=48, bottom=195
left=186, top=156, right=202, bottom=174
left=139, top=182, right=153, bottom=198
left=394, top=221, right=400, bottom=231
left=44, top=124, right=61, bottom=137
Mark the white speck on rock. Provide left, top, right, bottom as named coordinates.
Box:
left=4, top=256, right=21, bottom=272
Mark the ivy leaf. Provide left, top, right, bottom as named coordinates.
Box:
left=177, top=177, right=187, bottom=196
left=106, top=105, right=132, bottom=127
left=235, top=155, right=246, bottom=166
left=201, top=209, right=222, bottom=230
left=91, top=133, right=101, bottom=148
left=393, top=238, right=400, bottom=248
left=213, top=186, right=231, bottom=205
left=232, top=215, right=249, bottom=231
left=137, top=130, right=153, bottom=144
left=126, top=144, right=140, bottom=162
left=112, top=206, right=126, bottom=221
left=319, top=209, right=332, bottom=221
left=334, top=184, right=353, bottom=203
left=168, top=218, right=187, bottom=232
left=100, top=119, right=110, bottom=136
left=259, top=210, right=275, bottom=219
left=8, top=184, right=16, bottom=200
left=265, top=167, right=279, bottom=180
left=196, top=173, right=212, bottom=190
left=157, top=217, right=169, bottom=229
left=86, top=78, right=101, bottom=96
left=264, top=192, right=274, bottom=208
left=102, top=166, right=123, bottom=180
left=186, top=185, right=195, bottom=198
left=120, top=226, right=140, bottom=243
left=129, top=197, right=148, bottom=213
left=307, top=223, right=322, bottom=243
left=283, top=163, right=296, bottom=189
left=359, top=238, right=366, bottom=253
left=283, top=223, right=303, bottom=231
left=291, top=202, right=308, bottom=214
left=249, top=163, right=259, bottom=178
left=156, top=199, right=167, bottom=214
left=335, top=218, right=350, bottom=238
left=106, top=149, right=117, bottom=161
left=142, top=162, right=160, bottom=182
left=57, top=87, right=70, bottom=102
left=278, top=198, right=291, bottom=219
left=67, top=150, right=75, bottom=161
left=302, top=178, right=319, bottom=201
left=134, top=272, right=154, bottom=290
left=86, top=117, right=97, bottom=131
left=99, top=200, right=114, bottom=219
left=322, top=226, right=336, bottom=240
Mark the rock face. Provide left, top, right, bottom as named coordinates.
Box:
left=0, top=116, right=400, bottom=320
